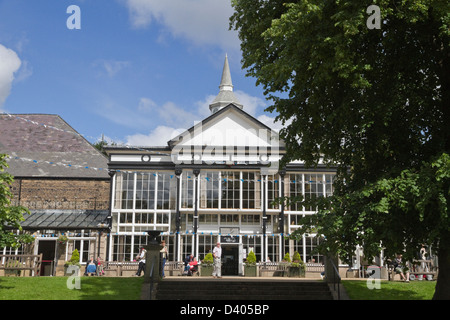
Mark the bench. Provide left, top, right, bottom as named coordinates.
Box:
left=103, top=261, right=184, bottom=277
left=259, top=262, right=289, bottom=277
left=165, top=261, right=184, bottom=276
left=387, top=259, right=438, bottom=281
left=103, top=261, right=139, bottom=277
left=0, top=254, right=42, bottom=277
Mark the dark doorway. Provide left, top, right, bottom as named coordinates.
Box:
left=222, top=245, right=239, bottom=276
left=38, top=240, right=56, bottom=276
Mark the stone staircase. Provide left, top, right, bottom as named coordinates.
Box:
left=155, top=278, right=333, bottom=300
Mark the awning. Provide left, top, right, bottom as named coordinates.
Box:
left=20, top=210, right=109, bottom=230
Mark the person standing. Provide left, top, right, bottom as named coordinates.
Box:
left=212, top=242, right=222, bottom=278
left=160, top=240, right=168, bottom=278
left=135, top=247, right=146, bottom=277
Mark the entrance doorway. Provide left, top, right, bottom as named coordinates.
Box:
left=38, top=240, right=56, bottom=276
left=221, top=245, right=239, bottom=276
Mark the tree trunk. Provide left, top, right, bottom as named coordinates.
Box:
left=433, top=241, right=450, bottom=300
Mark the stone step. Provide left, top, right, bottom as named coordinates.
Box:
left=155, top=279, right=333, bottom=300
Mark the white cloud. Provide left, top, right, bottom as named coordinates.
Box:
left=195, top=91, right=267, bottom=119
left=122, top=0, right=240, bottom=51
left=126, top=125, right=185, bottom=146
left=100, top=88, right=272, bottom=147
left=0, top=44, right=22, bottom=107
left=93, top=59, right=130, bottom=77
left=234, top=90, right=267, bottom=116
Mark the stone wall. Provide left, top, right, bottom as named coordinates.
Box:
left=10, top=178, right=110, bottom=210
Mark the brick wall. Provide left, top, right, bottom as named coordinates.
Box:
left=10, top=178, right=110, bottom=210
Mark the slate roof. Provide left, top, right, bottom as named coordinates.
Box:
left=0, top=114, right=109, bottom=179
left=20, top=210, right=109, bottom=230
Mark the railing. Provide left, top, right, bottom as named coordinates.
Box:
left=0, top=254, right=43, bottom=276
left=258, top=262, right=325, bottom=276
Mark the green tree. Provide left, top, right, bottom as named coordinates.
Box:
left=0, top=154, right=34, bottom=248
left=231, top=0, right=449, bottom=299
left=93, top=137, right=117, bottom=156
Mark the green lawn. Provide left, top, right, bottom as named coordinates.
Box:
left=342, top=280, right=436, bottom=300
left=0, top=277, right=437, bottom=300
left=0, top=277, right=145, bottom=300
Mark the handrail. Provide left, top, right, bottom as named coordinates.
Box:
left=327, top=257, right=341, bottom=300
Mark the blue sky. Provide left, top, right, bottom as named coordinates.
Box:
left=0, top=0, right=280, bottom=147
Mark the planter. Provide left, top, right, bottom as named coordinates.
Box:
left=244, top=265, right=257, bottom=277
left=288, top=266, right=305, bottom=278
left=5, top=269, right=21, bottom=277
left=64, top=265, right=80, bottom=276
left=200, top=265, right=213, bottom=276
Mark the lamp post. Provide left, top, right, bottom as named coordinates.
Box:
left=174, top=168, right=182, bottom=262
left=193, top=169, right=200, bottom=258
left=106, top=170, right=115, bottom=262
left=279, top=169, right=286, bottom=258
left=144, top=230, right=163, bottom=283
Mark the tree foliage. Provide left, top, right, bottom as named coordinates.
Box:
left=231, top=0, right=449, bottom=299
left=0, top=154, right=34, bottom=248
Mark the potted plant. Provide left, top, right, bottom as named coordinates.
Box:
left=64, top=248, right=81, bottom=276
left=244, top=250, right=257, bottom=277
left=200, top=253, right=214, bottom=276
left=58, top=234, right=68, bottom=245
left=288, top=251, right=306, bottom=278
left=276, top=252, right=291, bottom=277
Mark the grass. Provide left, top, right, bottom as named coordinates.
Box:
left=0, top=276, right=145, bottom=300
left=342, top=279, right=436, bottom=300
left=0, top=276, right=437, bottom=300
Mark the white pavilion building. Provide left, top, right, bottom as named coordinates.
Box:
left=105, top=56, right=336, bottom=275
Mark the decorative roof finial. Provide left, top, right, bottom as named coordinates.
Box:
left=209, top=55, right=243, bottom=114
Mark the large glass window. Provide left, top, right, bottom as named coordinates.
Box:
left=304, top=174, right=324, bottom=211
left=242, top=172, right=261, bottom=209
left=200, top=171, right=219, bottom=209
left=115, top=172, right=134, bottom=210
left=157, top=173, right=176, bottom=210
left=181, top=171, right=194, bottom=209
left=325, top=174, right=335, bottom=197
left=267, top=175, right=280, bottom=209
left=135, top=173, right=155, bottom=210
left=288, top=174, right=303, bottom=211
left=221, top=171, right=240, bottom=209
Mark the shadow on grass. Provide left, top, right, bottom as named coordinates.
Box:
left=342, top=280, right=436, bottom=300
left=75, top=277, right=145, bottom=300
left=0, top=276, right=145, bottom=300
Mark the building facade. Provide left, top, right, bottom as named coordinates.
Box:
left=105, top=56, right=336, bottom=275
left=0, top=114, right=111, bottom=276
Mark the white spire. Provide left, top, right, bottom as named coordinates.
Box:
left=209, top=55, right=243, bottom=114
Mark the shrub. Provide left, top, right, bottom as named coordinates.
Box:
left=292, top=251, right=302, bottom=263
left=65, top=249, right=80, bottom=267
left=282, top=252, right=291, bottom=263
left=245, top=250, right=257, bottom=266
left=202, top=253, right=214, bottom=266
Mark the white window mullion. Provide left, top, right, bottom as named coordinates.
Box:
left=239, top=171, right=243, bottom=210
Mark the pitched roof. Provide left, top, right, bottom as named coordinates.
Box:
left=0, top=114, right=109, bottom=179
left=20, top=209, right=109, bottom=230
left=168, top=103, right=284, bottom=149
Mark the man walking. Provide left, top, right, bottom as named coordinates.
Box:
left=212, top=242, right=222, bottom=278
left=135, top=247, right=146, bottom=276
